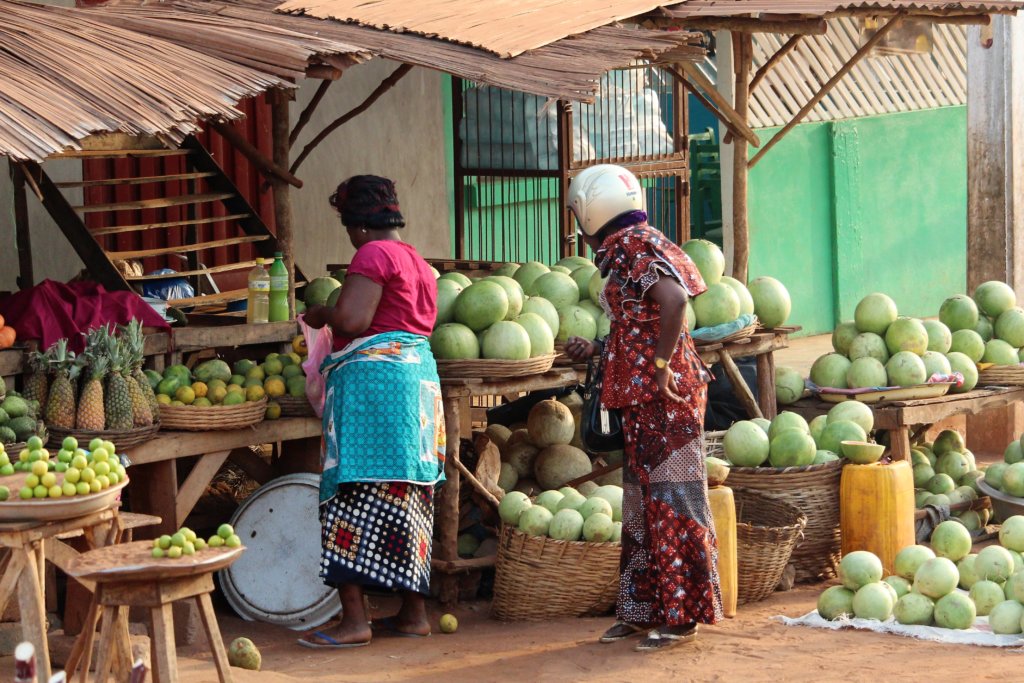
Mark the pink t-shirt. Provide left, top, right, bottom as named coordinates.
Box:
left=333, top=240, right=437, bottom=351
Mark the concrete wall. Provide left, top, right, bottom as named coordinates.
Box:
left=747, top=106, right=968, bottom=336
left=287, top=60, right=450, bottom=276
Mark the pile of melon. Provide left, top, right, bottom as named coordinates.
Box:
left=910, top=429, right=986, bottom=525
left=498, top=483, right=623, bottom=544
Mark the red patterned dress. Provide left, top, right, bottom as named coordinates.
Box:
left=595, top=223, right=723, bottom=628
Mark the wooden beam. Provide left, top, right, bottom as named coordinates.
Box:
left=11, top=161, right=32, bottom=289
left=174, top=450, right=231, bottom=527
left=89, top=213, right=251, bottom=237
left=667, top=63, right=761, bottom=148
left=732, top=32, right=753, bottom=283
left=209, top=118, right=303, bottom=189
left=751, top=34, right=804, bottom=94
left=655, top=15, right=828, bottom=35
left=290, top=78, right=334, bottom=146
left=305, top=65, right=344, bottom=80
left=106, top=234, right=267, bottom=260
left=749, top=13, right=905, bottom=169
left=271, top=89, right=297, bottom=318
left=56, top=172, right=216, bottom=189
left=291, top=63, right=413, bottom=175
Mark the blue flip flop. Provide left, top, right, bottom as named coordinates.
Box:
left=297, top=631, right=371, bottom=649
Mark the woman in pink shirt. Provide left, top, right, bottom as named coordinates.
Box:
left=301, top=176, right=444, bottom=648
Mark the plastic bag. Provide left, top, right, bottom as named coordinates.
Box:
left=140, top=270, right=194, bottom=301
left=298, top=314, right=333, bottom=418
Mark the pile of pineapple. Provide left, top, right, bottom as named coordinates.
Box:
left=0, top=435, right=127, bottom=502
left=27, top=320, right=158, bottom=435
left=0, top=376, right=46, bottom=448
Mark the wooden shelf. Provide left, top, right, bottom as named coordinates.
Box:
left=166, top=288, right=248, bottom=308
left=126, top=261, right=259, bottom=281
left=89, top=214, right=251, bottom=237
left=121, top=417, right=321, bottom=465
left=56, top=172, right=216, bottom=189
left=48, top=149, right=193, bottom=159
left=107, top=235, right=267, bottom=260
left=73, top=193, right=234, bottom=214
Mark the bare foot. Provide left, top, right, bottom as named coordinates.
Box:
left=301, top=621, right=372, bottom=647
left=373, top=614, right=431, bottom=637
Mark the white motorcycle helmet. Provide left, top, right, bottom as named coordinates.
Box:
left=567, top=165, right=644, bottom=236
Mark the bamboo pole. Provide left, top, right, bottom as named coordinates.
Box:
left=724, top=34, right=805, bottom=146
left=668, top=64, right=761, bottom=147
left=11, top=161, right=32, bottom=289
left=270, top=89, right=296, bottom=318
left=289, top=78, right=334, bottom=146
left=209, top=119, right=303, bottom=189
left=655, top=15, right=828, bottom=35
left=732, top=32, right=752, bottom=283
left=748, top=13, right=905, bottom=169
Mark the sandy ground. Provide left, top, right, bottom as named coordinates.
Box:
left=139, top=581, right=1019, bottom=683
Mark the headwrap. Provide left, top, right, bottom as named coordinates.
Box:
left=329, top=175, right=405, bottom=229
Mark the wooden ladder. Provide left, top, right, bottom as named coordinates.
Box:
left=23, top=136, right=305, bottom=315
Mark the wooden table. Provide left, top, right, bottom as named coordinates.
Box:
left=0, top=506, right=122, bottom=681
left=696, top=327, right=795, bottom=421
left=788, top=386, right=1024, bottom=460
left=122, top=417, right=321, bottom=537
left=66, top=541, right=244, bottom=683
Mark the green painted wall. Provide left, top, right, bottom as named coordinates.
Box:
left=749, top=106, right=967, bottom=337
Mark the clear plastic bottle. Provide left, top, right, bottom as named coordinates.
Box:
left=268, top=251, right=289, bottom=322
left=246, top=258, right=270, bottom=324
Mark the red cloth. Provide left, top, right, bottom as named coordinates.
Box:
left=0, top=280, right=170, bottom=353
left=333, top=241, right=437, bottom=351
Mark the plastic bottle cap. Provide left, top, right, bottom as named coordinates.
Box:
left=255, top=258, right=264, bottom=265
left=275, top=251, right=283, bottom=258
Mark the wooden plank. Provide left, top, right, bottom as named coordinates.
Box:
left=719, top=351, right=763, bottom=419
left=48, top=149, right=193, bottom=159
left=437, top=395, right=461, bottom=606
left=107, top=235, right=267, bottom=260
left=175, top=451, right=231, bottom=528
left=56, top=172, right=216, bottom=189
left=440, top=369, right=579, bottom=396
left=169, top=321, right=299, bottom=352
left=126, top=459, right=179, bottom=538
left=197, top=592, right=233, bottom=683
left=0, top=348, right=24, bottom=375
left=90, top=213, right=251, bottom=237
left=166, top=288, right=249, bottom=308
left=72, top=192, right=234, bottom=214
left=127, top=260, right=259, bottom=281
left=122, top=417, right=320, bottom=464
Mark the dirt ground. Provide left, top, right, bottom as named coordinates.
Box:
left=141, top=580, right=1018, bottom=683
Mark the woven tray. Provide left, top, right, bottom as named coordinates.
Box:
left=159, top=398, right=267, bottom=432
left=725, top=458, right=844, bottom=583
left=979, top=365, right=1024, bottom=386
left=274, top=395, right=315, bottom=418
left=694, top=320, right=758, bottom=347
left=491, top=524, right=621, bottom=621
left=436, top=353, right=556, bottom=380
left=46, top=423, right=157, bottom=450
left=734, top=487, right=807, bottom=605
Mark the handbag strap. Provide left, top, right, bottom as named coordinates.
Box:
left=585, top=353, right=605, bottom=393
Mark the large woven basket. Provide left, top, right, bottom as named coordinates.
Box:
left=274, top=395, right=315, bottom=418
left=491, top=524, right=621, bottom=621
left=46, top=423, right=157, bottom=450
left=704, top=430, right=726, bottom=457
left=159, top=398, right=267, bottom=432
left=978, top=365, right=1024, bottom=386
left=6, top=424, right=50, bottom=454
left=436, top=353, right=556, bottom=380
left=734, top=487, right=807, bottom=604
left=726, top=459, right=844, bottom=582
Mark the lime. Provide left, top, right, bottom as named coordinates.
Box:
left=0, top=453, right=8, bottom=467
left=26, top=436, right=43, bottom=451
left=170, top=532, right=186, bottom=548
left=80, top=468, right=96, bottom=483
left=107, top=472, right=120, bottom=485
left=27, top=450, right=41, bottom=463
left=75, top=482, right=90, bottom=496
left=439, top=614, right=458, bottom=634
left=181, top=527, right=198, bottom=543
left=33, top=485, right=48, bottom=498
left=208, top=536, right=225, bottom=548
left=25, top=474, right=39, bottom=489
left=62, top=436, right=78, bottom=451
left=18, top=449, right=29, bottom=462
left=115, top=464, right=127, bottom=478
left=0, top=464, right=13, bottom=476
left=41, top=472, right=57, bottom=489
left=96, top=475, right=110, bottom=489
left=19, top=487, right=33, bottom=500
left=182, top=542, right=196, bottom=556
left=48, top=485, right=62, bottom=498
left=167, top=546, right=182, bottom=559
left=217, top=524, right=234, bottom=539
left=175, top=386, right=196, bottom=405
left=55, top=463, right=68, bottom=473
left=89, top=480, right=101, bottom=493
left=194, top=538, right=208, bottom=551
left=102, top=441, right=116, bottom=455
left=158, top=535, right=172, bottom=550
left=89, top=438, right=104, bottom=451
left=91, top=448, right=109, bottom=463
left=62, top=482, right=77, bottom=497
left=58, top=450, right=73, bottom=464
left=30, top=460, right=48, bottom=477
left=0, top=486, right=9, bottom=501
left=93, top=461, right=110, bottom=477
left=225, top=534, right=242, bottom=548
left=152, top=548, right=165, bottom=559
left=152, top=538, right=162, bottom=549
left=72, top=455, right=88, bottom=470
left=65, top=467, right=81, bottom=484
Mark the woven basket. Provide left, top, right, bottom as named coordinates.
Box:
left=491, top=524, right=621, bottom=621
left=436, top=353, right=556, bottom=380
left=726, top=458, right=844, bottom=583
left=979, top=366, right=1024, bottom=386
left=274, top=395, right=315, bottom=418
left=694, top=320, right=758, bottom=347
left=734, top=487, right=807, bottom=605
left=704, top=430, right=726, bottom=458
left=46, top=423, right=157, bottom=450
left=158, top=398, right=267, bottom=432
left=6, top=424, right=50, bottom=454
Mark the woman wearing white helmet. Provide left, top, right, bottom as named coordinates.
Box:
left=564, top=164, right=722, bottom=651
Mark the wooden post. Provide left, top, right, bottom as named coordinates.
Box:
left=271, top=89, right=296, bottom=318
left=11, top=161, right=33, bottom=289
left=436, top=393, right=463, bottom=606
left=731, top=32, right=752, bottom=283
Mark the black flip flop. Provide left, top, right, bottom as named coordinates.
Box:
left=599, top=621, right=647, bottom=643
left=635, top=625, right=698, bottom=652
left=371, top=615, right=431, bottom=638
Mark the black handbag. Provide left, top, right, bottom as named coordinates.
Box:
left=580, top=355, right=624, bottom=453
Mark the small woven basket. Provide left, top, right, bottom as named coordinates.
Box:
left=6, top=424, right=49, bottom=454
left=704, top=430, right=726, bottom=457
left=694, top=320, right=758, bottom=347
left=725, top=458, right=844, bottom=582
left=978, top=365, right=1024, bottom=386
left=734, top=487, right=807, bottom=605
left=491, top=524, right=621, bottom=621
left=436, top=353, right=556, bottom=380
left=46, top=423, right=156, bottom=450
left=274, top=395, right=315, bottom=418
left=158, top=398, right=267, bottom=432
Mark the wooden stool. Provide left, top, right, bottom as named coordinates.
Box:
left=66, top=540, right=244, bottom=683
left=0, top=506, right=121, bottom=682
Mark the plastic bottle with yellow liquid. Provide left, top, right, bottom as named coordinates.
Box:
left=246, top=258, right=270, bottom=324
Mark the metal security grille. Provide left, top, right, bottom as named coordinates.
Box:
left=452, top=64, right=690, bottom=263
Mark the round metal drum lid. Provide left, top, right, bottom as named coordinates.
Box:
left=220, top=473, right=340, bottom=630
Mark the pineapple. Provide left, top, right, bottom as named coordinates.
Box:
left=122, top=320, right=158, bottom=422
left=76, top=353, right=108, bottom=430
left=104, top=338, right=133, bottom=431
left=22, top=348, right=50, bottom=408
left=45, top=339, right=79, bottom=429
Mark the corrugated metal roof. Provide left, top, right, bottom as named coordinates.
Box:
left=660, top=0, right=1024, bottom=18
left=274, top=0, right=684, bottom=58
left=0, top=0, right=293, bottom=162
left=86, top=0, right=705, bottom=102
